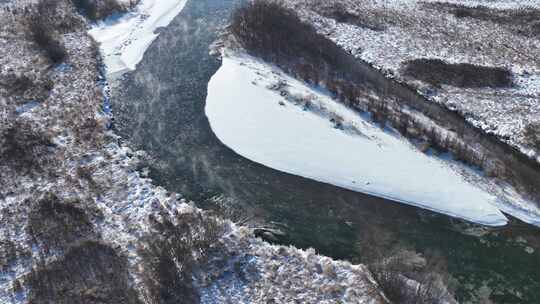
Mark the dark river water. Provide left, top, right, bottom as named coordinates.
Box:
left=111, top=0, right=540, bottom=302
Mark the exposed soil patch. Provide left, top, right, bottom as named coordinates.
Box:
left=402, top=58, right=513, bottom=88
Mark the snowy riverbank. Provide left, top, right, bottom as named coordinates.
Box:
left=89, top=0, right=188, bottom=75
left=206, top=53, right=540, bottom=227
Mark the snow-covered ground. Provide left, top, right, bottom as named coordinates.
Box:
left=89, top=0, right=188, bottom=75
left=205, top=53, right=524, bottom=226
left=287, top=0, right=540, bottom=162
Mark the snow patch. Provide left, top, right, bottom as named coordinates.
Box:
left=89, top=0, right=188, bottom=75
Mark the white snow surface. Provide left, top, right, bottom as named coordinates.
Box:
left=206, top=53, right=511, bottom=227
left=89, top=0, right=187, bottom=75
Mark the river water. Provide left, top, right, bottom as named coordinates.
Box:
left=111, top=0, right=540, bottom=302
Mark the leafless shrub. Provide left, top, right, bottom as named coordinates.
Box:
left=76, top=165, right=104, bottom=193
left=71, top=0, right=129, bottom=21
left=0, top=119, right=55, bottom=171
left=357, top=225, right=455, bottom=303
left=27, top=0, right=67, bottom=64
left=27, top=193, right=95, bottom=254
left=26, top=241, right=141, bottom=304
left=524, top=123, right=540, bottom=151
left=370, top=250, right=454, bottom=304
left=402, top=59, right=513, bottom=88
left=0, top=73, right=53, bottom=103
left=230, top=0, right=346, bottom=84
left=200, top=195, right=255, bottom=225
left=138, top=210, right=223, bottom=304
left=7, top=75, right=33, bottom=95
left=425, top=2, right=540, bottom=38
left=74, top=116, right=107, bottom=147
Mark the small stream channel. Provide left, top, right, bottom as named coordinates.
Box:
left=111, top=0, right=540, bottom=302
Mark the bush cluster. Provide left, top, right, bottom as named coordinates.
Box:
left=27, top=194, right=95, bottom=253
left=71, top=0, right=127, bottom=21
left=0, top=240, right=30, bottom=274
left=231, top=0, right=345, bottom=79
left=402, top=59, right=513, bottom=88
left=369, top=251, right=453, bottom=304
left=524, top=123, right=540, bottom=151
left=138, top=210, right=223, bottom=303
left=425, top=2, right=540, bottom=38
left=27, top=0, right=67, bottom=64
left=27, top=241, right=141, bottom=304
left=0, top=119, right=55, bottom=171
left=0, top=73, right=54, bottom=104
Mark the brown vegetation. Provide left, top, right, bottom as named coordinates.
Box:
left=0, top=119, right=55, bottom=171
left=26, top=0, right=68, bottom=64
left=425, top=2, right=540, bottom=38
left=26, top=241, right=141, bottom=304
left=71, top=0, right=132, bottom=21
left=402, top=58, right=513, bottom=88
left=369, top=250, right=454, bottom=304
left=230, top=0, right=346, bottom=81
left=524, top=123, right=540, bottom=151
left=138, top=210, right=223, bottom=304
left=357, top=225, right=455, bottom=303
left=27, top=194, right=96, bottom=254
left=0, top=72, right=54, bottom=105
